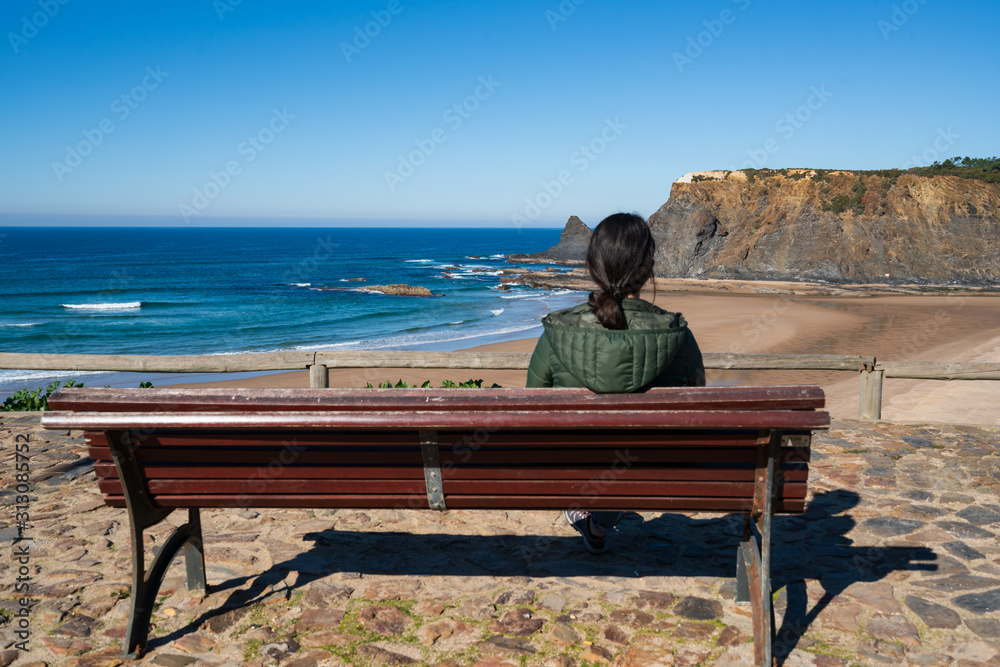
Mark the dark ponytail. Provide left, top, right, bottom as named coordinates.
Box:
left=586, top=213, right=655, bottom=330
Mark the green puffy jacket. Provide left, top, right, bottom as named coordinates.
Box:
left=525, top=298, right=706, bottom=392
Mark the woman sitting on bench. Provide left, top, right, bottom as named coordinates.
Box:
left=526, top=212, right=706, bottom=553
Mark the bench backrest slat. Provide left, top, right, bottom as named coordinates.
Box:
left=45, top=409, right=829, bottom=430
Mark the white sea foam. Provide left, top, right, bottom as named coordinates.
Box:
left=293, top=320, right=543, bottom=352
left=490, top=254, right=507, bottom=259
left=500, top=291, right=546, bottom=299
left=0, top=323, right=40, bottom=327
left=0, top=369, right=103, bottom=384
left=441, top=264, right=505, bottom=278
left=404, top=259, right=435, bottom=263
left=62, top=301, right=141, bottom=311
left=290, top=282, right=311, bottom=287
left=490, top=308, right=504, bottom=316
left=441, top=272, right=481, bottom=280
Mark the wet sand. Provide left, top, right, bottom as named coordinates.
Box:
left=173, top=283, right=1000, bottom=425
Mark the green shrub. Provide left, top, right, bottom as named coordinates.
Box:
left=822, top=196, right=851, bottom=214
left=820, top=175, right=868, bottom=214
left=365, top=378, right=502, bottom=389
left=2, top=380, right=84, bottom=411
left=907, top=156, right=999, bottom=183
left=737, top=159, right=999, bottom=186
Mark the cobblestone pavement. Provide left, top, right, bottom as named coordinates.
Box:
left=1, top=413, right=999, bottom=667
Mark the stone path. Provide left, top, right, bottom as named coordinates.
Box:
left=1, top=413, right=999, bottom=666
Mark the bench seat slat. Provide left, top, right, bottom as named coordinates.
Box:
left=92, top=462, right=809, bottom=482
left=95, top=493, right=806, bottom=513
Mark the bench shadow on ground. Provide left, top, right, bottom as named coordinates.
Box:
left=152, top=490, right=936, bottom=662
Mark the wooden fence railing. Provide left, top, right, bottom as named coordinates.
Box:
left=2, top=352, right=997, bottom=421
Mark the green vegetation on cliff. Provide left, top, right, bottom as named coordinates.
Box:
left=740, top=156, right=1000, bottom=185
left=907, top=156, right=1000, bottom=183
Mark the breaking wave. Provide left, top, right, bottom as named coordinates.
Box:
left=61, top=302, right=142, bottom=311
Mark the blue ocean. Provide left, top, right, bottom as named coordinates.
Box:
left=0, top=226, right=581, bottom=392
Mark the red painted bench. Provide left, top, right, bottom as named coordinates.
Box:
left=43, top=385, right=829, bottom=665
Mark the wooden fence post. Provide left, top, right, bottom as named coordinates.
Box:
left=858, top=363, right=884, bottom=420
left=309, top=364, right=329, bottom=388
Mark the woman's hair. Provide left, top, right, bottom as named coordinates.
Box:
left=586, top=212, right=656, bottom=330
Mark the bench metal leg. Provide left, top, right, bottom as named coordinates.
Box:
left=736, top=514, right=752, bottom=603
left=183, top=508, right=208, bottom=594
left=735, top=430, right=779, bottom=667
left=108, top=430, right=208, bottom=658
left=123, top=511, right=206, bottom=657
left=738, top=517, right=773, bottom=666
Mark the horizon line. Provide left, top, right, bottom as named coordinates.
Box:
left=0, top=213, right=569, bottom=228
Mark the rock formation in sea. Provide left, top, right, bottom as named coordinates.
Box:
left=500, top=268, right=594, bottom=291
left=363, top=284, right=440, bottom=296
left=648, top=169, right=1000, bottom=284
left=507, top=216, right=591, bottom=265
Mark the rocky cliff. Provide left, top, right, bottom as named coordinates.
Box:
left=508, top=216, right=591, bottom=265
left=648, top=170, right=1000, bottom=284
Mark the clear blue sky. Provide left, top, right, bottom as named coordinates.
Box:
left=1, top=0, right=998, bottom=226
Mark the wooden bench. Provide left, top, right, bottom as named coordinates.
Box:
left=43, top=385, right=829, bottom=665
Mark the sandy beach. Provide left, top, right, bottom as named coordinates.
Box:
left=173, top=280, right=1000, bottom=425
